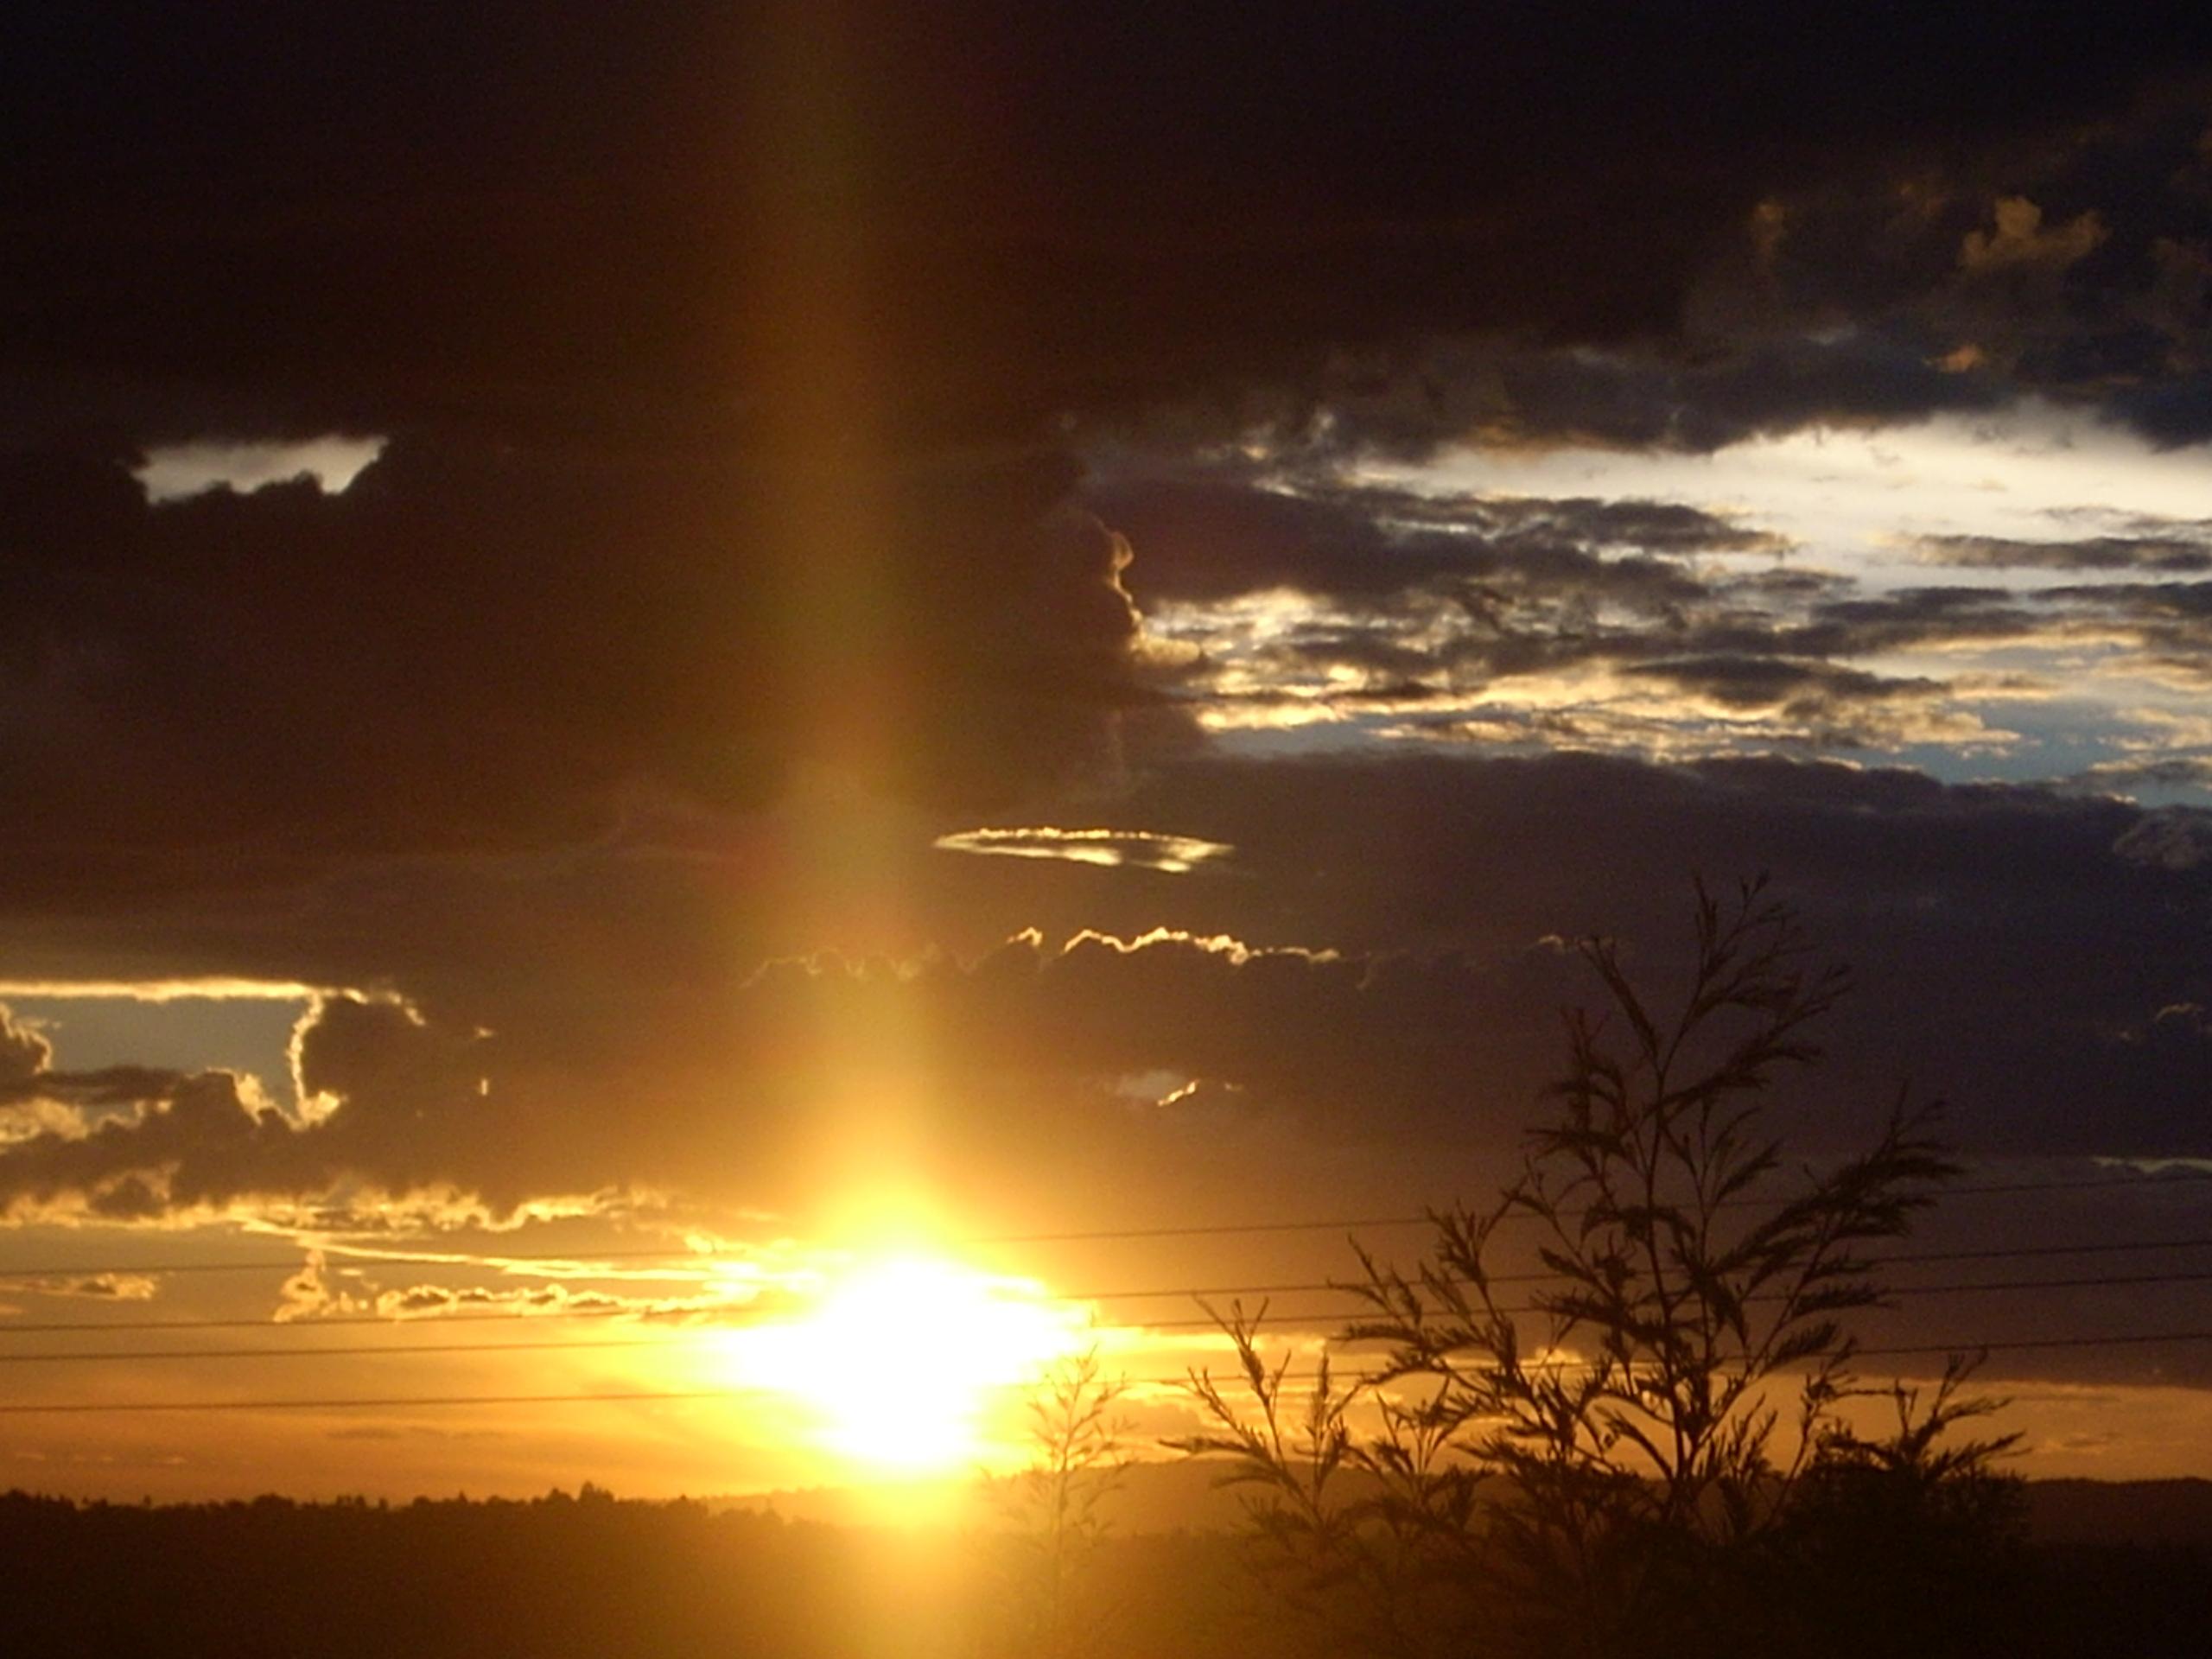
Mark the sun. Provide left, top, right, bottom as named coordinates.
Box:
left=742, top=1253, right=1083, bottom=1474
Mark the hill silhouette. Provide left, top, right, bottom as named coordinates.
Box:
left=7, top=1477, right=2209, bottom=1658
left=732, top=1462, right=2212, bottom=1549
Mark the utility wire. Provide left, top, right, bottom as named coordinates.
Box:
left=5, top=1166, right=2207, bottom=1281
left=10, top=1236, right=2212, bottom=1340
left=8, top=1263, right=2212, bottom=1364
left=9, top=1324, right=2212, bottom=1414
left=969, top=1167, right=2212, bottom=1246
left=0, top=1336, right=702, bottom=1365
left=0, top=1388, right=775, bottom=1417
left=1062, top=1233, right=2212, bottom=1300
left=0, top=1306, right=746, bottom=1338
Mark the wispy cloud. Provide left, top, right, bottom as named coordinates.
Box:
left=933, top=827, right=1233, bottom=874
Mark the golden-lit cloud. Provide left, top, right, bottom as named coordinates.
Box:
left=0, top=1270, right=158, bottom=1300
left=931, top=827, right=1233, bottom=874
left=0, top=979, right=321, bottom=1002
left=135, top=435, right=386, bottom=502
left=1958, top=196, right=2109, bottom=274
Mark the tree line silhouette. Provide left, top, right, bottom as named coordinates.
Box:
left=3, top=1477, right=2210, bottom=1657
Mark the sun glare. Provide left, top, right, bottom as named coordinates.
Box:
left=741, top=1255, right=1083, bottom=1474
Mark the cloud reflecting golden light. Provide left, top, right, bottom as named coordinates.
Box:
left=931, top=827, right=1234, bottom=874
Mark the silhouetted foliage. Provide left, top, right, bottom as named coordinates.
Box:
left=987, top=1344, right=1133, bottom=1658
left=1177, top=879, right=2018, bottom=1658
left=1179, top=1299, right=1515, bottom=1656
left=1739, top=1358, right=2027, bottom=1656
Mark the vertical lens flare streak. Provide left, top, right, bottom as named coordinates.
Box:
left=740, top=10, right=950, bottom=1215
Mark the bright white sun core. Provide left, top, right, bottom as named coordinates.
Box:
left=734, top=1254, right=1086, bottom=1474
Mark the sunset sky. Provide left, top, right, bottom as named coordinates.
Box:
left=6, top=6, right=2212, bottom=1500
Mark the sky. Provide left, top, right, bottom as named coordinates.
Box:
left=4, top=4, right=2212, bottom=1499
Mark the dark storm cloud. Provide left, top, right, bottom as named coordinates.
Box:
left=0, top=1065, right=186, bottom=1115
left=1620, top=657, right=1939, bottom=709
left=0, top=935, right=1568, bottom=1224
left=2049, top=578, right=2212, bottom=620
left=1, top=1005, right=181, bottom=1117
left=1100, top=473, right=1785, bottom=700
left=1325, top=330, right=2010, bottom=456
left=1614, top=656, right=1971, bottom=749
left=1109, top=480, right=2194, bottom=690
left=1784, top=587, right=2046, bottom=656
left=1243, top=74, right=2212, bottom=456
left=1713, top=78, right=2212, bottom=444
left=2112, top=804, right=2212, bottom=868
left=0, top=993, right=512, bottom=1221
left=2045, top=578, right=2212, bottom=684
left=727, top=928, right=1553, bottom=1126
left=1101, top=472, right=2040, bottom=753
left=5, top=6, right=2210, bottom=449
left=0, top=1070, right=301, bottom=1220
left=1090, top=474, right=1781, bottom=603
left=2082, top=755, right=2212, bottom=791
left=2, top=754, right=2205, bottom=1231
left=0, top=435, right=1173, bottom=884
left=1, top=4, right=2208, bottom=927
left=0, top=1005, right=48, bottom=1083
left=1431, top=495, right=1789, bottom=557
left=1918, top=533, right=2212, bottom=573
left=1731, top=577, right=2212, bottom=700
left=1038, top=754, right=2212, bottom=1160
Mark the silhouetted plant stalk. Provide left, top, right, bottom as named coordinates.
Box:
left=989, top=1344, right=1131, bottom=1659
left=1181, top=1303, right=1488, bottom=1656
left=1174, top=879, right=2012, bottom=1659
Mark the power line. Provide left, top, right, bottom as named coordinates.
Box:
left=1065, top=1233, right=2212, bottom=1300
left=5, top=1166, right=2208, bottom=1281
left=0, top=1388, right=768, bottom=1417
left=10, top=1236, right=2212, bottom=1341
left=970, top=1167, right=2212, bottom=1246
left=1080, top=1262, right=2212, bottom=1330
left=0, top=1306, right=741, bottom=1338
left=1876, top=1231, right=2212, bottom=1268
left=9, top=1325, right=2212, bottom=1414
left=0, top=1336, right=698, bottom=1366
left=7, top=1262, right=2212, bottom=1366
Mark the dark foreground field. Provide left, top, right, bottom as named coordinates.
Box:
left=5, top=1481, right=2211, bottom=1658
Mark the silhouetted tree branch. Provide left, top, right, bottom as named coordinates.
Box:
left=989, top=1344, right=1133, bottom=1659
left=1177, top=879, right=2013, bottom=1659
